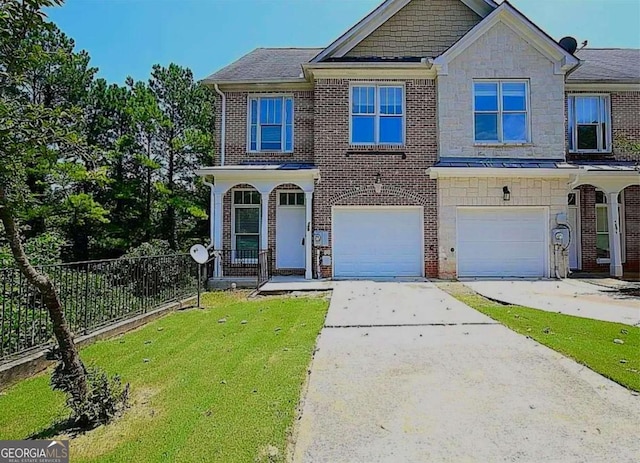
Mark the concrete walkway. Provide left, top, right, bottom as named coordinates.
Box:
left=292, top=281, right=640, bottom=463
left=465, top=279, right=640, bottom=326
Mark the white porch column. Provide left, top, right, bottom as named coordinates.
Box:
left=305, top=192, right=313, bottom=280
left=213, top=192, right=223, bottom=278
left=607, top=191, right=623, bottom=277
left=260, top=192, right=269, bottom=250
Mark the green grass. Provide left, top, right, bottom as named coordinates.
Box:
left=441, top=283, right=640, bottom=392
left=0, top=291, right=329, bottom=462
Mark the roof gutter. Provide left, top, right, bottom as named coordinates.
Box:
left=213, top=83, right=226, bottom=166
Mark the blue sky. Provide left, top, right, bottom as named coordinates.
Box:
left=47, top=0, right=640, bottom=84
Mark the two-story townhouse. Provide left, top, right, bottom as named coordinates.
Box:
left=196, top=0, right=640, bottom=282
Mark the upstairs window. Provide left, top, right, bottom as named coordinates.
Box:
left=474, top=81, right=529, bottom=143
left=568, top=95, right=611, bottom=153
left=351, top=85, right=404, bottom=145
left=248, top=96, right=293, bottom=152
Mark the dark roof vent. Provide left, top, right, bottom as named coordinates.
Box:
left=559, top=36, right=578, bottom=54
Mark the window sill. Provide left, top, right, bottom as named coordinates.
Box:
left=246, top=151, right=294, bottom=155
left=474, top=143, right=533, bottom=147
left=568, top=151, right=613, bottom=155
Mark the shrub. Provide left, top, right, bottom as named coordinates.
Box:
left=51, top=363, right=130, bottom=429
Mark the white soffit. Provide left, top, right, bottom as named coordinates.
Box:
left=311, top=0, right=497, bottom=62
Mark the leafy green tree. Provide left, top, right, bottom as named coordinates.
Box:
left=148, top=64, right=214, bottom=249
left=0, top=0, right=88, bottom=403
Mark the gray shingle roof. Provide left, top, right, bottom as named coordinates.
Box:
left=203, top=48, right=323, bottom=82
left=570, top=48, right=640, bottom=83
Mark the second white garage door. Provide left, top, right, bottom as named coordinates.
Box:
left=457, top=207, right=547, bottom=277
left=332, top=207, right=423, bottom=278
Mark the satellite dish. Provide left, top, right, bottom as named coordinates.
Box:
left=190, top=244, right=210, bottom=264
left=559, top=36, right=578, bottom=54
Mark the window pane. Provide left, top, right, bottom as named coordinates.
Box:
left=285, top=125, right=293, bottom=151
left=502, top=82, right=526, bottom=111
left=250, top=99, right=258, bottom=124
left=279, top=193, right=287, bottom=205
left=503, top=113, right=527, bottom=141
left=250, top=125, right=257, bottom=151
left=596, top=234, right=609, bottom=259
left=596, top=207, right=608, bottom=232
left=249, top=191, right=261, bottom=204
left=379, top=116, right=403, bottom=144
left=285, top=98, right=293, bottom=124
left=568, top=97, right=574, bottom=150
left=577, top=125, right=598, bottom=150
left=380, top=87, right=403, bottom=115
left=352, top=87, right=360, bottom=113
left=474, top=83, right=498, bottom=111
left=273, top=98, right=282, bottom=124
left=296, top=193, right=305, bottom=205
left=352, top=87, right=375, bottom=114
left=568, top=193, right=576, bottom=206
left=235, top=207, right=259, bottom=233
left=352, top=115, right=375, bottom=143
left=474, top=113, right=498, bottom=141
left=367, top=87, right=375, bottom=113
left=261, top=125, right=282, bottom=151
left=595, top=190, right=606, bottom=204
left=236, top=235, right=259, bottom=252
left=234, top=191, right=243, bottom=204
left=576, top=97, right=599, bottom=124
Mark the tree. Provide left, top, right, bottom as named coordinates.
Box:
left=148, top=64, right=214, bottom=249
left=0, top=0, right=88, bottom=405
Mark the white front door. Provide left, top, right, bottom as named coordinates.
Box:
left=276, top=192, right=306, bottom=269
left=568, top=191, right=580, bottom=270
left=457, top=207, right=547, bottom=277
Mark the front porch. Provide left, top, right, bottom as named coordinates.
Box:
left=196, top=164, right=320, bottom=285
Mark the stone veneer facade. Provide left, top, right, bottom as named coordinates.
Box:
left=438, top=21, right=566, bottom=159
left=438, top=177, right=569, bottom=277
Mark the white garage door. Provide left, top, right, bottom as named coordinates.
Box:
left=332, top=207, right=423, bottom=278
left=457, top=208, right=547, bottom=277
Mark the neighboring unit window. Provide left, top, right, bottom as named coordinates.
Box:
left=474, top=81, right=529, bottom=143
left=233, top=190, right=261, bottom=259
left=351, top=85, right=404, bottom=145
left=248, top=96, right=293, bottom=152
left=595, top=190, right=624, bottom=262
left=567, top=95, right=611, bottom=152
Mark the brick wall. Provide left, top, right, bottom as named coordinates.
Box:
left=214, top=90, right=314, bottom=166
left=578, top=185, right=640, bottom=274
left=438, top=21, right=566, bottom=159
left=312, top=78, right=439, bottom=278
left=345, top=0, right=480, bottom=59
left=438, top=177, right=568, bottom=278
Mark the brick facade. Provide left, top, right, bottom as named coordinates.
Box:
left=345, top=0, right=481, bottom=59
left=567, top=91, right=640, bottom=274
left=312, top=78, right=439, bottom=278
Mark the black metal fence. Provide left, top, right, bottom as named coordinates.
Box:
left=205, top=249, right=273, bottom=287
left=0, top=254, right=198, bottom=363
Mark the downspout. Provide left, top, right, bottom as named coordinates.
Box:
left=213, top=83, right=226, bottom=166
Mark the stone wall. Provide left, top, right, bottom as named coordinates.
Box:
left=438, top=177, right=569, bottom=277
left=437, top=21, right=566, bottom=159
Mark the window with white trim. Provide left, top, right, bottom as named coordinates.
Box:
left=568, top=95, right=611, bottom=152
left=474, top=80, right=529, bottom=143
left=595, top=190, right=625, bottom=262
left=351, top=85, right=404, bottom=145
left=248, top=96, right=293, bottom=152
left=232, top=190, right=260, bottom=259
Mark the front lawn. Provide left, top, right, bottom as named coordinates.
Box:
left=0, top=291, right=329, bottom=462
left=440, top=283, right=640, bottom=392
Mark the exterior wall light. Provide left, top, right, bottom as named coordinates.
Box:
left=374, top=172, right=382, bottom=194
left=503, top=186, right=511, bottom=201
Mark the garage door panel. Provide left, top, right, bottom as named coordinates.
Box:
left=333, top=208, right=423, bottom=278
left=457, top=208, right=546, bottom=277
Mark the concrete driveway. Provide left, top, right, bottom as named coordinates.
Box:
left=291, top=281, right=640, bottom=463
left=465, top=279, right=640, bottom=326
